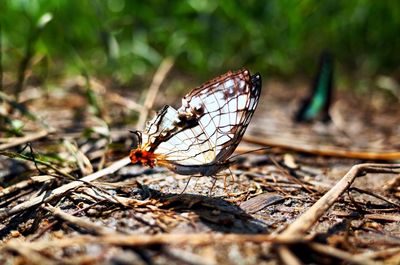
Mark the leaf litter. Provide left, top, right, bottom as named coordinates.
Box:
left=0, top=71, right=399, bottom=265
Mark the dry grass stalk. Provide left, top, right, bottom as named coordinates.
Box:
left=0, top=156, right=131, bottom=221
left=137, top=57, right=175, bottom=130
left=0, top=130, right=50, bottom=150
left=244, top=135, right=400, bottom=160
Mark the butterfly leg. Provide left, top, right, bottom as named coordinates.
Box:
left=208, top=176, right=218, bottom=196
left=221, top=169, right=235, bottom=196
left=228, top=168, right=235, bottom=183
left=225, top=168, right=235, bottom=189
left=223, top=174, right=228, bottom=191
left=179, top=176, right=193, bottom=195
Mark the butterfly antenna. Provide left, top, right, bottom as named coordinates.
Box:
left=129, top=130, right=142, bottom=147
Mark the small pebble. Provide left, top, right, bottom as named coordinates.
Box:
left=10, top=230, right=21, bottom=238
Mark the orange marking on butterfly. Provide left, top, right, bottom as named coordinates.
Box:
left=129, top=149, right=161, bottom=168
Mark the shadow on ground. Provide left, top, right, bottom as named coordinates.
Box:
left=145, top=188, right=268, bottom=234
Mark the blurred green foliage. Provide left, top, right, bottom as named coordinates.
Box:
left=1, top=0, right=399, bottom=86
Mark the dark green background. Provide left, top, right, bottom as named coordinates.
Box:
left=1, top=0, right=399, bottom=88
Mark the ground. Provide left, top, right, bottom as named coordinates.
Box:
left=0, top=75, right=399, bottom=265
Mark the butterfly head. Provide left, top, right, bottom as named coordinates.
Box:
left=129, top=148, right=160, bottom=168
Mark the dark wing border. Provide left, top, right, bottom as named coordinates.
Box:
left=214, top=72, right=262, bottom=162
left=184, top=69, right=250, bottom=99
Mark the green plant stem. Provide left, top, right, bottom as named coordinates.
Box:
left=14, top=32, right=35, bottom=99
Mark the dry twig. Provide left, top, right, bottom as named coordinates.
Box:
left=276, top=163, right=400, bottom=264
left=0, top=130, right=50, bottom=150
left=278, top=163, right=400, bottom=240
left=308, top=242, right=380, bottom=265
left=3, top=233, right=299, bottom=251
left=42, top=204, right=115, bottom=235
left=0, top=156, right=130, bottom=221
left=107, top=91, right=146, bottom=112
left=244, top=135, right=400, bottom=160
left=0, top=175, right=54, bottom=199
left=137, top=57, right=175, bottom=130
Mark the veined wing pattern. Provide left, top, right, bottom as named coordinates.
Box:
left=130, top=69, right=262, bottom=176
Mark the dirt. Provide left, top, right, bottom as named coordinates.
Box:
left=0, top=77, right=399, bottom=264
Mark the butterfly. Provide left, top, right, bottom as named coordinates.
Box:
left=130, top=69, right=262, bottom=177
left=294, top=51, right=334, bottom=123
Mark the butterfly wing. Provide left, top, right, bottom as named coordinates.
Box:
left=179, top=69, right=261, bottom=162
left=148, top=69, right=262, bottom=167
left=138, top=104, right=214, bottom=165
left=141, top=105, right=178, bottom=149
left=295, top=52, right=333, bottom=122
